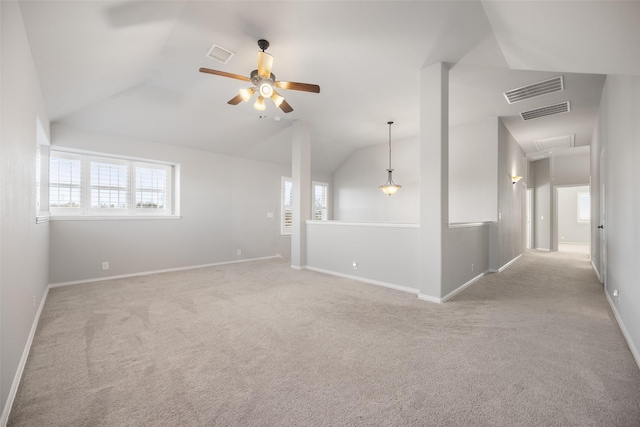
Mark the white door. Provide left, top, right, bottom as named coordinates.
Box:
left=600, top=148, right=607, bottom=287
left=526, top=189, right=533, bottom=249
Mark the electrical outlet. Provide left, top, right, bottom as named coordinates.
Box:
left=471, top=264, right=474, bottom=273
left=237, top=249, right=242, bottom=256
left=33, top=296, right=36, bottom=308
left=613, top=289, right=621, bottom=304
left=352, top=262, right=358, bottom=270
left=266, top=212, right=274, bottom=218
left=102, top=261, right=109, bottom=271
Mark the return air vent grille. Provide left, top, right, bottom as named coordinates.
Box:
left=534, top=134, right=575, bottom=152
left=520, top=102, right=570, bottom=121
left=206, top=44, right=235, bottom=64
left=504, top=76, right=564, bottom=104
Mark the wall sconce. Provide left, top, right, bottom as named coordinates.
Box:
left=512, top=175, right=523, bottom=184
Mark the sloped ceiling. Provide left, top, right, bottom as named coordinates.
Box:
left=18, top=1, right=639, bottom=173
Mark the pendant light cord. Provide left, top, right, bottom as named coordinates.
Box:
left=387, top=121, right=393, bottom=170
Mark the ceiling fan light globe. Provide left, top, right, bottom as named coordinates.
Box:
left=254, top=96, right=266, bottom=111
left=239, top=88, right=255, bottom=102
left=259, top=82, right=273, bottom=98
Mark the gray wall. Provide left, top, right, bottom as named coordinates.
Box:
left=306, top=222, right=420, bottom=291
left=591, top=74, right=640, bottom=363
left=332, top=135, right=419, bottom=222
left=531, top=158, right=551, bottom=250
left=449, top=118, right=498, bottom=223
left=0, top=1, right=51, bottom=418
left=493, top=120, right=525, bottom=269
left=49, top=124, right=307, bottom=283
left=557, top=186, right=590, bottom=245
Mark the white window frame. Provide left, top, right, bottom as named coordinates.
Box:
left=577, top=192, right=590, bottom=223
left=49, top=148, right=179, bottom=220
left=312, top=181, right=329, bottom=221
left=282, top=176, right=293, bottom=235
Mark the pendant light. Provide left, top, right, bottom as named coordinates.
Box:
left=379, top=121, right=401, bottom=196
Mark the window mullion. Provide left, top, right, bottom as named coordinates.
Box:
left=130, top=161, right=136, bottom=214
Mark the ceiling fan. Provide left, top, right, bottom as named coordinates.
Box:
left=199, top=39, right=320, bottom=114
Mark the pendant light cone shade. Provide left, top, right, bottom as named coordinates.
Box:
left=379, top=121, right=401, bottom=195
left=254, top=95, right=266, bottom=111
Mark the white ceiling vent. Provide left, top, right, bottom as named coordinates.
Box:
left=206, top=44, right=235, bottom=64
left=534, top=134, right=575, bottom=152
left=520, top=101, right=570, bottom=121
left=504, top=76, right=564, bottom=104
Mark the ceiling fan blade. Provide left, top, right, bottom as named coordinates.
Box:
left=227, top=94, right=244, bottom=105
left=257, top=52, right=274, bottom=78
left=278, top=99, right=294, bottom=113
left=199, top=67, right=250, bottom=82
left=275, top=81, right=320, bottom=93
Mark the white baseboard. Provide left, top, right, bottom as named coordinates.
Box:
left=49, top=255, right=282, bottom=288
left=489, top=254, right=523, bottom=273
left=591, top=259, right=602, bottom=283
left=303, top=266, right=419, bottom=295
left=605, top=291, right=640, bottom=372
left=1, top=286, right=50, bottom=427
left=418, top=270, right=488, bottom=304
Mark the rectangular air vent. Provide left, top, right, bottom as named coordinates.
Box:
left=534, top=134, right=575, bottom=152
left=504, top=76, right=564, bottom=104
left=520, top=102, right=570, bottom=121
left=206, top=44, right=235, bottom=64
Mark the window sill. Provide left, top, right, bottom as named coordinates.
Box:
left=50, top=215, right=181, bottom=221
left=36, top=214, right=51, bottom=224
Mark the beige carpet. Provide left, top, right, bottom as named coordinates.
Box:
left=8, top=251, right=640, bottom=426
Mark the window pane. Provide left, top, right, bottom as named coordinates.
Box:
left=135, top=165, right=168, bottom=210
left=90, top=160, right=128, bottom=210
left=49, top=155, right=82, bottom=209
left=578, top=193, right=590, bottom=222
left=313, top=182, right=328, bottom=221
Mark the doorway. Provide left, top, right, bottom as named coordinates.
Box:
left=556, top=185, right=590, bottom=257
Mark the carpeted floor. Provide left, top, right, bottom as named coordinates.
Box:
left=8, top=250, right=640, bottom=426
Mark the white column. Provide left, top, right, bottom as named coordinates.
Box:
left=291, top=120, right=311, bottom=269
left=419, top=63, right=449, bottom=301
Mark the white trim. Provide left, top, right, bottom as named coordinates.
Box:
left=605, top=291, right=640, bottom=372
left=49, top=255, right=282, bottom=288
left=303, top=266, right=419, bottom=295
left=591, top=259, right=602, bottom=283
left=418, top=271, right=489, bottom=304
left=448, top=222, right=491, bottom=229
left=1, top=287, right=50, bottom=426
left=498, top=254, right=522, bottom=273
left=418, top=293, right=443, bottom=304
left=35, top=214, right=50, bottom=224
left=305, top=220, right=419, bottom=229
left=51, top=146, right=175, bottom=166
left=49, top=215, right=181, bottom=221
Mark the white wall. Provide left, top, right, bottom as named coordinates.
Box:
left=591, top=74, right=640, bottom=365
left=557, top=186, right=590, bottom=245
left=332, top=136, right=419, bottom=222
left=449, top=118, right=498, bottom=223
left=49, top=124, right=294, bottom=283
left=0, top=1, right=51, bottom=420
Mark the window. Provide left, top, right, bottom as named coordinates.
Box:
left=282, top=177, right=293, bottom=235
left=49, top=149, right=176, bottom=218
left=313, top=181, right=329, bottom=221
left=577, top=192, right=590, bottom=223
left=50, top=151, right=82, bottom=213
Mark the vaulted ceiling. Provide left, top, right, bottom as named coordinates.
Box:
left=19, top=1, right=640, bottom=173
